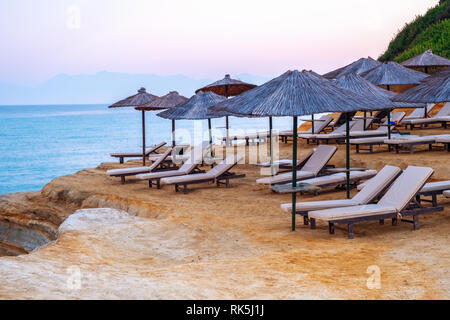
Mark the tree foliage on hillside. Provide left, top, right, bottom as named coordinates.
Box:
left=394, top=19, right=450, bottom=62
left=379, top=0, right=450, bottom=62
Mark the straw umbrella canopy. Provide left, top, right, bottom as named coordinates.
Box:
left=392, top=68, right=450, bottom=104
left=323, top=57, right=381, bottom=80
left=213, top=70, right=391, bottom=231
left=334, top=73, right=426, bottom=135
left=401, top=49, right=450, bottom=74
left=135, top=91, right=188, bottom=147
left=108, top=87, right=158, bottom=165
left=361, top=61, right=429, bottom=92
left=196, top=74, right=257, bottom=146
left=157, top=91, right=228, bottom=165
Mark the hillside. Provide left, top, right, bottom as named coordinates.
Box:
left=379, top=0, right=450, bottom=62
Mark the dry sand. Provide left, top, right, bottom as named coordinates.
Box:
left=0, top=125, right=449, bottom=299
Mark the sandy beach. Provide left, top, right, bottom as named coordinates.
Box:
left=0, top=123, right=448, bottom=299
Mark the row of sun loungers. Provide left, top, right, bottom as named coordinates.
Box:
left=107, top=142, right=246, bottom=193
left=281, top=165, right=443, bottom=238
left=401, top=102, right=450, bottom=129
left=351, top=134, right=450, bottom=153
left=109, top=141, right=167, bottom=164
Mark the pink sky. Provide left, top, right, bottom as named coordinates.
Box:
left=0, top=0, right=440, bottom=84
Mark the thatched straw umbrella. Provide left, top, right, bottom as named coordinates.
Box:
left=212, top=70, right=390, bottom=230
left=108, top=87, right=158, bottom=165
left=334, top=73, right=425, bottom=137
left=323, top=57, right=381, bottom=80
left=361, top=61, right=429, bottom=93
left=401, top=49, right=450, bottom=74
left=136, top=91, right=188, bottom=147
left=196, top=74, right=257, bottom=145
left=392, top=68, right=450, bottom=104
left=157, top=91, right=228, bottom=166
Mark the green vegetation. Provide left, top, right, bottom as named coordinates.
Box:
left=379, top=0, right=450, bottom=62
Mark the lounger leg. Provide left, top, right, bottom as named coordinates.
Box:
left=413, top=215, right=419, bottom=230
left=416, top=194, right=421, bottom=204
left=175, top=184, right=179, bottom=192
left=149, top=180, right=152, bottom=188
left=379, top=219, right=384, bottom=225
left=369, top=145, right=373, bottom=153
left=392, top=218, right=397, bottom=226
left=183, top=184, right=188, bottom=194
left=356, top=145, right=359, bottom=153
left=432, top=194, right=437, bottom=207
left=409, top=146, right=414, bottom=154
left=157, top=180, right=161, bottom=189
left=121, top=176, right=125, bottom=184
left=226, top=179, right=230, bottom=188
left=328, top=222, right=335, bottom=234
left=303, top=216, right=308, bottom=226
left=119, top=157, right=124, bottom=164
left=428, top=144, right=432, bottom=151
left=347, top=224, right=354, bottom=239
left=310, top=218, right=316, bottom=230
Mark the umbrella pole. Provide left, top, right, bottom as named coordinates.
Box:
left=208, top=118, right=214, bottom=168
left=291, top=116, right=298, bottom=231
left=311, top=114, right=314, bottom=134
left=345, top=112, right=350, bottom=199
left=387, top=109, right=391, bottom=140
left=226, top=116, right=230, bottom=146
left=363, top=111, right=367, bottom=131
left=269, top=116, right=274, bottom=176
left=172, top=119, right=176, bottom=148
left=141, top=110, right=146, bottom=166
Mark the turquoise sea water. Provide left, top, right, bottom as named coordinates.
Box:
left=0, top=104, right=295, bottom=194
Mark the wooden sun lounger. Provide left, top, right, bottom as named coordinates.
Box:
left=401, top=102, right=450, bottom=129
left=305, top=118, right=375, bottom=144
left=417, top=180, right=450, bottom=207
left=436, top=135, right=450, bottom=151
left=160, top=155, right=246, bottom=194
left=272, top=169, right=378, bottom=195
left=136, top=141, right=211, bottom=189
left=106, top=148, right=176, bottom=184
left=110, top=141, right=166, bottom=164
left=307, top=166, right=443, bottom=238
left=282, top=115, right=333, bottom=143
left=257, top=149, right=314, bottom=174
left=385, top=136, right=438, bottom=154
left=256, top=145, right=337, bottom=185
left=400, top=104, right=436, bottom=124
left=220, top=131, right=272, bottom=146
left=280, top=166, right=402, bottom=228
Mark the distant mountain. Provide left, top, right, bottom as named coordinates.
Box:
left=379, top=0, right=449, bottom=62
left=0, top=71, right=271, bottom=105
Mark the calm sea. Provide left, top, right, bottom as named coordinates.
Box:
left=0, top=104, right=296, bottom=194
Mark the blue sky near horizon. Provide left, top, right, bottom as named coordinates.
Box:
left=0, top=0, right=439, bottom=87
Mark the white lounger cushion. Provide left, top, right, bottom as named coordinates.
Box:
left=107, top=148, right=172, bottom=176
left=384, top=136, right=437, bottom=144
left=309, top=204, right=397, bottom=221
left=256, top=145, right=337, bottom=185
left=420, top=180, right=450, bottom=193
left=160, top=155, right=242, bottom=185
left=444, top=190, right=450, bottom=198
left=137, top=142, right=210, bottom=180
left=309, top=166, right=433, bottom=222
left=436, top=135, right=450, bottom=143
left=350, top=137, right=387, bottom=144
left=280, top=168, right=389, bottom=212
left=110, top=141, right=166, bottom=157
left=256, top=170, right=315, bottom=185
left=281, top=199, right=359, bottom=213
